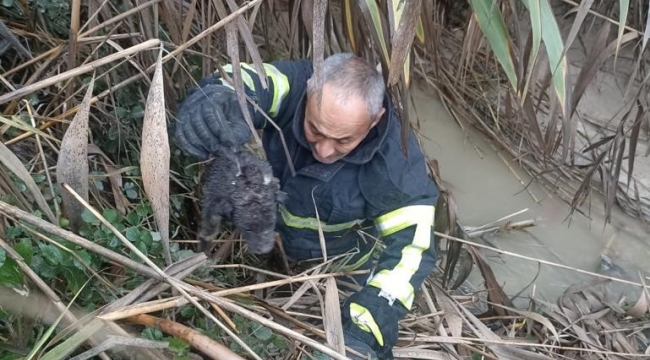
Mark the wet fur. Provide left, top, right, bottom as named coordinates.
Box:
left=198, top=145, right=286, bottom=254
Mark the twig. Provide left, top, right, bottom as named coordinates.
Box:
left=126, top=314, right=245, bottom=360
left=210, top=263, right=291, bottom=279
left=434, top=231, right=650, bottom=290
left=464, top=208, right=530, bottom=233
left=465, top=220, right=536, bottom=238
left=100, top=270, right=368, bottom=321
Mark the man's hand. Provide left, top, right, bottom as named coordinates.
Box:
left=175, top=82, right=252, bottom=159
left=341, top=286, right=407, bottom=360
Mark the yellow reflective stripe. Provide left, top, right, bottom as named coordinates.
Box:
left=338, top=241, right=378, bottom=272
left=350, top=303, right=384, bottom=346
left=218, top=63, right=289, bottom=117
left=375, top=205, right=435, bottom=236
left=221, top=64, right=256, bottom=92
left=242, top=63, right=290, bottom=117
left=369, top=205, right=434, bottom=309
left=279, top=204, right=365, bottom=232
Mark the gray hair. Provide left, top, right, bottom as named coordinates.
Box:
left=306, top=53, right=385, bottom=120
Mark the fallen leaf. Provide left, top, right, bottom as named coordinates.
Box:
left=56, top=76, right=94, bottom=231
left=487, top=302, right=561, bottom=342
left=465, top=246, right=515, bottom=318
left=0, top=142, right=56, bottom=224
left=431, top=284, right=462, bottom=339
left=324, top=277, right=344, bottom=355
left=140, top=48, right=171, bottom=266
left=626, top=278, right=650, bottom=318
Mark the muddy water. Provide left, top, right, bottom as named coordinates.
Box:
left=410, top=84, right=650, bottom=305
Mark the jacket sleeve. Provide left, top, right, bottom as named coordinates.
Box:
left=364, top=124, right=439, bottom=311
left=342, top=121, right=439, bottom=358
left=190, top=59, right=313, bottom=130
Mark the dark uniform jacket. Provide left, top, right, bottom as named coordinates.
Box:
left=186, top=58, right=439, bottom=355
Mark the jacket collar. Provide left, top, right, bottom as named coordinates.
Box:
left=291, top=91, right=392, bottom=166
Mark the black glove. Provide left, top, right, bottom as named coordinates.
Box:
left=174, top=80, right=253, bottom=160
left=341, top=286, right=408, bottom=360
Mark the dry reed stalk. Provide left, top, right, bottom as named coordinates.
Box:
left=125, top=314, right=246, bottom=360
left=101, top=253, right=207, bottom=315
left=158, top=0, right=265, bottom=65
left=0, top=39, right=160, bottom=105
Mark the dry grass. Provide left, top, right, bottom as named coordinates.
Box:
left=0, top=1, right=649, bottom=359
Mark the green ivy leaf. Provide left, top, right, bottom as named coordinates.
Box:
left=125, top=189, right=138, bottom=200
left=253, top=325, right=273, bottom=341
left=139, top=230, right=153, bottom=246
left=168, top=338, right=189, bottom=356
left=108, top=236, right=120, bottom=249
left=135, top=240, right=148, bottom=256
left=136, top=203, right=151, bottom=217
left=125, top=227, right=140, bottom=242
left=173, top=250, right=195, bottom=262
left=126, top=211, right=140, bottom=226
left=0, top=258, right=23, bottom=286
left=64, top=268, right=85, bottom=294
left=142, top=327, right=163, bottom=340
left=73, top=250, right=92, bottom=271
left=180, top=306, right=196, bottom=319
left=102, top=208, right=120, bottom=224
left=39, top=243, right=63, bottom=265
left=0, top=248, right=6, bottom=268
left=32, top=174, right=46, bottom=183
left=14, top=239, right=33, bottom=265
left=5, top=226, right=23, bottom=240
left=81, top=209, right=100, bottom=225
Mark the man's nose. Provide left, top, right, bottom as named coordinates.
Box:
left=315, top=140, right=335, bottom=159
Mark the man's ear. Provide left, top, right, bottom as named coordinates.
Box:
left=370, top=107, right=386, bottom=129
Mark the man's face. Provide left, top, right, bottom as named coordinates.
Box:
left=304, top=83, right=384, bottom=164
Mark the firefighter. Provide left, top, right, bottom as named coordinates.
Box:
left=174, top=53, right=439, bottom=359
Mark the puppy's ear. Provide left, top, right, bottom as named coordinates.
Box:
left=275, top=190, right=288, bottom=203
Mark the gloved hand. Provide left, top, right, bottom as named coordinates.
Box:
left=343, top=328, right=379, bottom=360
left=174, top=80, right=252, bottom=160
left=341, top=286, right=407, bottom=360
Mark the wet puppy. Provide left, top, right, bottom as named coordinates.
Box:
left=198, top=145, right=286, bottom=254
